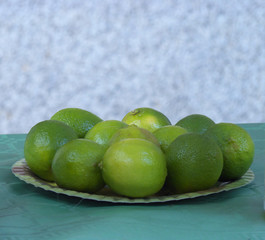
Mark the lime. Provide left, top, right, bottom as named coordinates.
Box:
left=153, top=125, right=187, bottom=153
left=51, top=108, right=102, bottom=138
left=109, top=125, right=160, bottom=147
left=102, top=138, right=167, bottom=198
left=84, top=120, right=128, bottom=152
left=166, top=133, right=223, bottom=194
left=176, top=114, right=215, bottom=134
left=122, top=107, right=171, bottom=132
left=52, top=139, right=105, bottom=193
left=204, top=123, right=255, bottom=181
left=24, top=120, right=78, bottom=181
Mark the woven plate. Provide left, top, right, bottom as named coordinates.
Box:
left=12, top=159, right=254, bottom=204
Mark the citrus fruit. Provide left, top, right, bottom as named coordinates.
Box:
left=166, top=133, right=223, bottom=194
left=175, top=114, right=215, bottom=134
left=24, top=120, right=78, bottom=181
left=50, top=108, right=102, bottom=138
left=102, top=138, right=167, bottom=198
left=153, top=125, right=187, bottom=153
left=122, top=107, right=171, bottom=132
left=52, top=139, right=105, bottom=193
left=204, top=123, right=255, bottom=181
left=84, top=120, right=128, bottom=152
left=109, top=125, right=160, bottom=147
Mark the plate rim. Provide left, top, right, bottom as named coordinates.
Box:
left=11, top=159, right=255, bottom=204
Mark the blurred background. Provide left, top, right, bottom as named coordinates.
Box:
left=0, top=0, right=264, bottom=134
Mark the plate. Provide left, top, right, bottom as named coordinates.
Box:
left=12, top=159, right=254, bottom=204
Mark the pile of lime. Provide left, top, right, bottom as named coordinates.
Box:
left=24, top=107, right=255, bottom=198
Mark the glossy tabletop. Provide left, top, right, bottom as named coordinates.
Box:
left=0, top=123, right=265, bottom=240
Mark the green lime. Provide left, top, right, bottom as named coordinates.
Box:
left=52, top=139, right=105, bottom=193
left=176, top=114, right=215, bottom=134
left=102, top=138, right=167, bottom=198
left=84, top=120, right=128, bottom=152
left=153, top=125, right=187, bottom=153
left=24, top=120, right=78, bottom=181
left=166, top=133, right=223, bottom=194
left=109, top=125, right=160, bottom=147
left=51, top=108, right=102, bottom=138
left=122, top=107, right=171, bottom=132
left=204, top=123, right=255, bottom=181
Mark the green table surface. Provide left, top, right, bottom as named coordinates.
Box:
left=0, top=123, right=265, bottom=240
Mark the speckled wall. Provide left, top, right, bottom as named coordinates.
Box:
left=1, top=1, right=264, bottom=134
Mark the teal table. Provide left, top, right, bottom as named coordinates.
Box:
left=1, top=123, right=265, bottom=240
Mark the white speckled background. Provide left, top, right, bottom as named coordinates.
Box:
left=0, top=0, right=265, bottom=134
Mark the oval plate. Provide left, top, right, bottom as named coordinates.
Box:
left=12, top=159, right=254, bottom=204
